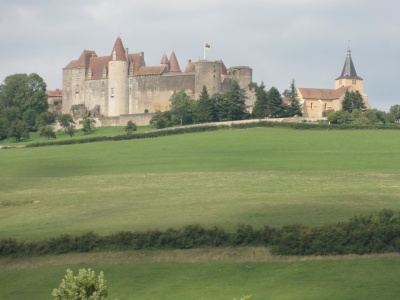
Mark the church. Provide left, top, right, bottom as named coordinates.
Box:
left=297, top=47, right=370, bottom=118
left=62, top=37, right=253, bottom=119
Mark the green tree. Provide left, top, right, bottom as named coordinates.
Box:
left=223, top=80, right=248, bottom=120
left=285, top=79, right=302, bottom=117
left=39, top=125, right=56, bottom=139
left=267, top=87, right=284, bottom=118
left=150, top=111, right=172, bottom=129
left=124, top=120, right=137, bottom=134
left=22, top=108, right=38, bottom=131
left=80, top=117, right=96, bottom=134
left=389, top=104, right=400, bottom=123
left=213, top=93, right=230, bottom=121
left=326, top=110, right=352, bottom=124
left=51, top=268, right=108, bottom=300
left=252, top=82, right=269, bottom=118
left=169, top=89, right=193, bottom=126
left=65, top=125, right=76, bottom=137
left=0, top=73, right=48, bottom=114
left=341, top=90, right=366, bottom=113
left=193, top=85, right=216, bottom=123
left=7, top=120, right=29, bottom=142
left=58, top=113, right=76, bottom=133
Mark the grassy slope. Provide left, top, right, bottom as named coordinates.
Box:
left=1, top=254, right=400, bottom=299
left=1, top=128, right=400, bottom=239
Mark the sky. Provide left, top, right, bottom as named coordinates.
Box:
left=1, top=0, right=399, bottom=111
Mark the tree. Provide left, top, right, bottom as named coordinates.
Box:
left=65, top=125, right=76, bottom=137
left=341, top=90, right=366, bottom=113
left=39, top=125, right=56, bottom=139
left=389, top=104, right=400, bottom=123
left=80, top=117, right=96, bottom=134
left=285, top=79, right=302, bottom=117
left=193, top=85, right=216, bottom=123
left=150, top=111, right=173, bottom=129
left=59, top=114, right=76, bottom=133
left=7, top=120, right=29, bottom=142
left=223, top=80, right=248, bottom=120
left=22, top=108, right=38, bottom=131
left=267, top=87, right=285, bottom=118
left=124, top=120, right=137, bottom=134
left=252, top=82, right=269, bottom=118
left=213, top=93, right=230, bottom=121
left=0, top=73, right=48, bottom=115
left=52, top=268, right=108, bottom=300
left=169, top=89, right=193, bottom=126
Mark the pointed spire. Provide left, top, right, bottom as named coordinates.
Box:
left=111, top=36, right=127, bottom=61
left=336, top=47, right=362, bottom=80
left=160, top=52, right=169, bottom=65
left=168, top=51, right=181, bottom=72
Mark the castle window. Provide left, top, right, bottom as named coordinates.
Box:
left=111, top=88, right=114, bottom=98
left=76, top=84, right=79, bottom=93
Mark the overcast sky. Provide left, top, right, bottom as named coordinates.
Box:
left=1, top=0, right=399, bottom=111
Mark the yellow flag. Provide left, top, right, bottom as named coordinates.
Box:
left=205, top=43, right=210, bottom=50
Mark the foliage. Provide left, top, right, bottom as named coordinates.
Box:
left=341, top=90, right=366, bottom=113
left=222, top=80, right=249, bottom=120
left=51, top=268, right=108, bottom=300
left=58, top=114, right=75, bottom=132
left=0, top=73, right=48, bottom=115
left=251, top=82, right=269, bottom=118
left=267, top=87, right=285, bottom=118
left=389, top=104, right=400, bottom=122
left=124, top=120, right=137, bottom=134
left=169, top=89, right=194, bottom=126
left=193, top=85, right=216, bottom=123
left=80, top=117, right=96, bottom=134
left=7, top=120, right=29, bottom=142
left=285, top=79, right=303, bottom=117
left=22, top=109, right=38, bottom=131
left=150, top=111, right=173, bottom=129
left=39, top=126, right=56, bottom=140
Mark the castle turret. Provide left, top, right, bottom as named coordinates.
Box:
left=194, top=60, right=222, bottom=98
left=168, top=51, right=181, bottom=72
left=227, top=66, right=252, bottom=90
left=108, top=36, right=129, bottom=116
left=160, top=52, right=169, bottom=71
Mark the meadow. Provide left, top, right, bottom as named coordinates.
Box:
left=1, top=127, right=400, bottom=298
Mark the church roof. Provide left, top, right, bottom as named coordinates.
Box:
left=336, top=47, right=363, bottom=80
left=298, top=86, right=347, bottom=100
left=169, top=51, right=181, bottom=72
left=160, top=52, right=169, bottom=65
left=111, top=36, right=127, bottom=61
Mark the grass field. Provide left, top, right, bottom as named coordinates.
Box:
left=0, top=125, right=153, bottom=147
left=1, top=127, right=400, bottom=299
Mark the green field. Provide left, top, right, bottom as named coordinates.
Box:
left=1, top=127, right=400, bottom=299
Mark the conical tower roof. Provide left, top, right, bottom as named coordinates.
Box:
left=160, top=52, right=169, bottom=65
left=111, top=36, right=127, bottom=61
left=168, top=51, right=181, bottom=72
left=336, top=47, right=362, bottom=80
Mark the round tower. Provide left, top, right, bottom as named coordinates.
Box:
left=194, top=60, right=222, bottom=98
left=108, top=37, right=129, bottom=116
left=227, top=66, right=252, bottom=89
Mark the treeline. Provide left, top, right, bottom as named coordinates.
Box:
left=2, top=210, right=400, bottom=257
left=150, top=80, right=302, bottom=129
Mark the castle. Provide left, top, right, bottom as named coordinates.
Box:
left=62, top=37, right=253, bottom=121
left=297, top=47, right=370, bottom=118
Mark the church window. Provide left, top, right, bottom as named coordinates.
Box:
left=111, top=88, right=114, bottom=98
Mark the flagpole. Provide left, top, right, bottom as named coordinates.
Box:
left=204, top=43, right=206, bottom=60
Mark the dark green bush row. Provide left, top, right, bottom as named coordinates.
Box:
left=26, top=125, right=229, bottom=147
left=2, top=210, right=400, bottom=257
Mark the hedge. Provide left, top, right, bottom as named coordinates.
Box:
left=2, top=210, right=400, bottom=257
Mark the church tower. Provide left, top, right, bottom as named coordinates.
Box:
left=108, top=37, right=129, bottom=116
left=335, top=47, right=364, bottom=94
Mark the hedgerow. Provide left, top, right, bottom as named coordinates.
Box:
left=2, top=210, right=400, bottom=257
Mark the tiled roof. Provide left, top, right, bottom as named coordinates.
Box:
left=184, top=61, right=196, bottom=73
left=128, top=53, right=145, bottom=74
left=298, top=86, right=347, bottom=100
left=221, top=61, right=228, bottom=75
left=336, top=48, right=363, bottom=80
left=111, top=36, right=126, bottom=61
left=75, top=50, right=96, bottom=68
left=169, top=51, right=181, bottom=72
left=47, top=89, right=62, bottom=97
left=160, top=52, right=169, bottom=64
left=63, top=60, right=77, bottom=69
left=89, top=56, right=110, bottom=80
left=136, top=65, right=167, bottom=75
